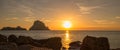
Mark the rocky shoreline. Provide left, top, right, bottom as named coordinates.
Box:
left=0, top=34, right=61, bottom=50
left=0, top=34, right=119, bottom=50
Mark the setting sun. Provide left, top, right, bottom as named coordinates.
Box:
left=63, top=21, right=72, bottom=29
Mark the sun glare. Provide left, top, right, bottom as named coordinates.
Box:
left=63, top=21, right=72, bottom=29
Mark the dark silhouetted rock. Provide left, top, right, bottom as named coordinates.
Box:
left=16, top=36, right=34, bottom=45
left=69, top=41, right=81, bottom=47
left=0, top=42, right=18, bottom=50
left=111, top=48, right=120, bottom=50
left=0, top=34, right=7, bottom=42
left=80, top=36, right=110, bottom=50
left=29, top=20, right=49, bottom=30
left=8, top=35, right=18, bottom=43
left=44, top=37, right=62, bottom=50
left=0, top=34, right=62, bottom=50
left=33, top=37, right=62, bottom=50
left=1, top=26, right=26, bottom=30
left=68, top=41, right=81, bottom=50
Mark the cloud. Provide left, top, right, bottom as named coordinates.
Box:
left=5, top=17, right=18, bottom=21
left=77, top=6, right=101, bottom=14
left=115, top=16, right=120, bottom=19
left=23, top=17, right=36, bottom=22
left=94, top=20, right=115, bottom=24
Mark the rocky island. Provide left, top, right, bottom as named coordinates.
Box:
left=1, top=26, right=26, bottom=30
left=0, top=20, right=50, bottom=31
left=29, top=20, right=49, bottom=30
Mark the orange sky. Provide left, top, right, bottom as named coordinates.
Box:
left=0, top=0, right=120, bottom=30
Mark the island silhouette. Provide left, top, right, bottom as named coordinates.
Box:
left=29, top=20, right=49, bottom=30
left=0, top=20, right=49, bottom=31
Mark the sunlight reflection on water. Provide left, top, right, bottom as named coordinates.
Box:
left=63, top=30, right=71, bottom=50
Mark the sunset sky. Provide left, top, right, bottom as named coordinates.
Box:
left=0, top=0, right=120, bottom=30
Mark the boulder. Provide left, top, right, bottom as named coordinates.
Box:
left=44, top=37, right=62, bottom=50
left=0, top=34, right=7, bottom=42
left=16, top=36, right=34, bottom=45
left=8, top=35, right=18, bottom=43
left=33, top=37, right=62, bottom=50
left=69, top=41, right=81, bottom=47
left=29, top=20, right=49, bottom=30
left=80, top=36, right=110, bottom=50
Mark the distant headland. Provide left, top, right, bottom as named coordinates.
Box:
left=0, top=20, right=49, bottom=31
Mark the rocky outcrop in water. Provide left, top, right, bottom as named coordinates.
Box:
left=1, top=26, right=26, bottom=30
left=80, top=36, right=110, bottom=50
left=29, top=20, right=49, bottom=30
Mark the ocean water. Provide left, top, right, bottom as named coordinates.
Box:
left=0, top=30, right=120, bottom=49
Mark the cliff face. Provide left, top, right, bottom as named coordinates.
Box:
left=29, top=20, right=49, bottom=30
left=80, top=36, right=110, bottom=50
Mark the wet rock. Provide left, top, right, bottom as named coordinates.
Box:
left=80, top=36, right=110, bottom=50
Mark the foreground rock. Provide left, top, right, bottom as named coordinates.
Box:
left=69, top=41, right=81, bottom=50
left=80, top=36, right=110, bottom=50
left=29, top=20, right=49, bottom=30
left=33, top=37, right=62, bottom=50
left=0, top=34, right=62, bottom=50
left=1, top=26, right=26, bottom=30
left=0, top=42, right=18, bottom=50
left=0, top=34, right=7, bottom=42
left=111, top=48, right=120, bottom=50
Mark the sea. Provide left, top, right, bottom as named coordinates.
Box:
left=0, top=30, right=120, bottom=49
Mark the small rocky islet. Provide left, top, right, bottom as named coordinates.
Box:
left=0, top=20, right=49, bottom=31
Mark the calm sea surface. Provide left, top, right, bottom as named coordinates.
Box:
left=0, top=30, right=120, bottom=49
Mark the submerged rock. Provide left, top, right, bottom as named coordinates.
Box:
left=80, top=36, right=110, bottom=50
left=29, top=20, right=49, bottom=30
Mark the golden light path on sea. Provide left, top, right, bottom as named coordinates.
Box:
left=63, top=30, right=71, bottom=50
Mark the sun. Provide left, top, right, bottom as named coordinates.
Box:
left=63, top=21, right=72, bottom=29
